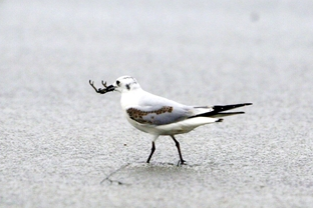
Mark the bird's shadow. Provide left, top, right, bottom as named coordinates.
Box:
left=100, top=161, right=202, bottom=186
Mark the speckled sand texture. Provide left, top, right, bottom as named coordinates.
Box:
left=1, top=0, right=313, bottom=207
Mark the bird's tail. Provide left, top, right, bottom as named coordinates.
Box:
left=212, top=103, right=252, bottom=112
left=210, top=111, right=245, bottom=118
left=190, top=103, right=252, bottom=118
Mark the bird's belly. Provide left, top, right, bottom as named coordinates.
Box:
left=126, top=117, right=160, bottom=134
left=126, top=116, right=196, bottom=135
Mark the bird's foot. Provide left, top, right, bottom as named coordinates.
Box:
left=177, top=159, right=187, bottom=166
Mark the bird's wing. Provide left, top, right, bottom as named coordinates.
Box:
left=126, top=89, right=252, bottom=125
left=126, top=93, right=192, bottom=125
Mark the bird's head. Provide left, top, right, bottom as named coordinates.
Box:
left=113, top=76, right=141, bottom=93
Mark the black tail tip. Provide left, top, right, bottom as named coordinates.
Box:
left=216, top=118, right=223, bottom=123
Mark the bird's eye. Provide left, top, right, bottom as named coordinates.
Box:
left=116, top=80, right=120, bottom=86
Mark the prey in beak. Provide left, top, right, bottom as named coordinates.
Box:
left=89, top=80, right=115, bottom=94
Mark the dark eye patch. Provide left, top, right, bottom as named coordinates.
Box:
left=116, top=80, right=120, bottom=86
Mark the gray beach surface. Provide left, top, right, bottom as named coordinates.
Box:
left=1, top=0, right=313, bottom=207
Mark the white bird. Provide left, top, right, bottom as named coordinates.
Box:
left=89, top=76, right=252, bottom=165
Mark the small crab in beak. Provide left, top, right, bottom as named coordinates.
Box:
left=89, top=80, right=115, bottom=94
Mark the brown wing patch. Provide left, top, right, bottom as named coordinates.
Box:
left=127, top=106, right=173, bottom=124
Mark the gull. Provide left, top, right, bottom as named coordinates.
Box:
left=89, top=76, right=252, bottom=165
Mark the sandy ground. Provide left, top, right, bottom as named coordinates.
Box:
left=1, top=0, right=313, bottom=207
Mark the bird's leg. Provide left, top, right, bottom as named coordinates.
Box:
left=89, top=80, right=115, bottom=94
left=170, top=135, right=186, bottom=165
left=146, top=141, right=156, bottom=163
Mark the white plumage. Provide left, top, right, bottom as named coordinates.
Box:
left=89, top=75, right=252, bottom=164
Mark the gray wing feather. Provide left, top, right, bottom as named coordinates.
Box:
left=126, top=93, right=192, bottom=125
left=127, top=105, right=191, bottom=125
